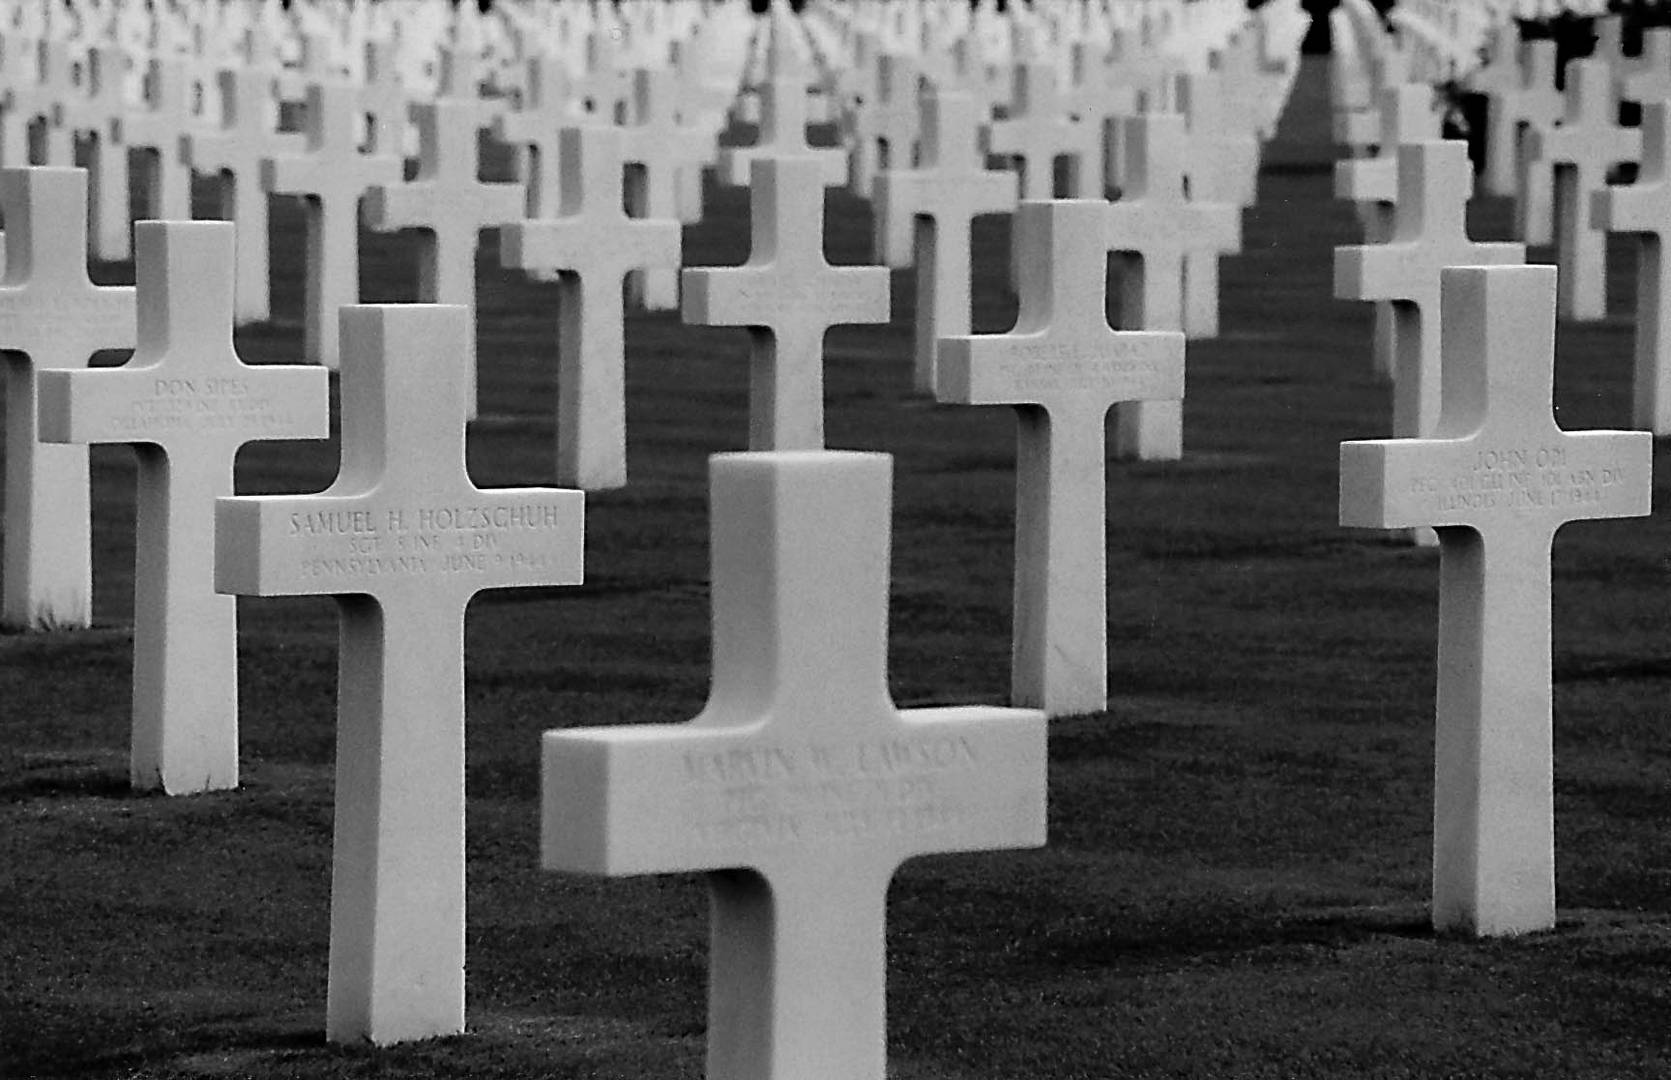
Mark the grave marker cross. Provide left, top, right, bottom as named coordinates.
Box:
left=843, top=50, right=921, bottom=200
left=1340, top=265, right=1652, bottom=936
left=37, top=221, right=329, bottom=793
left=988, top=62, right=1098, bottom=199
left=0, top=167, right=136, bottom=630
left=216, top=304, right=585, bottom=1044
left=718, top=23, right=847, bottom=190
left=683, top=156, right=890, bottom=451
left=620, top=66, right=713, bottom=307
left=262, top=80, right=403, bottom=368
left=365, top=97, right=526, bottom=416
left=1487, top=40, right=1560, bottom=240
left=57, top=43, right=131, bottom=261
left=542, top=449, right=1046, bottom=1080
left=1594, top=100, right=1671, bottom=433
left=122, top=58, right=199, bottom=221
left=1619, top=26, right=1671, bottom=107
left=1105, top=113, right=1239, bottom=461
left=1174, top=70, right=1258, bottom=210
left=186, top=67, right=303, bottom=324
left=1523, top=59, right=1641, bottom=320
left=501, top=124, right=681, bottom=490
left=874, top=87, right=1018, bottom=392
left=937, top=199, right=1185, bottom=716
left=5, top=38, right=75, bottom=167
left=1332, top=84, right=1444, bottom=382
left=1335, top=140, right=1524, bottom=449
left=359, top=39, right=413, bottom=159
left=493, top=52, right=579, bottom=219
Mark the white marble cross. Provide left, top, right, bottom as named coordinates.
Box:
left=620, top=66, right=712, bottom=308
left=365, top=97, right=526, bottom=416
left=216, top=303, right=585, bottom=1045
left=185, top=67, right=302, bottom=324
left=1523, top=59, right=1640, bottom=321
left=1594, top=100, right=1671, bottom=434
left=0, top=167, right=136, bottom=631
left=844, top=50, right=921, bottom=200
left=1173, top=70, right=1259, bottom=210
left=123, top=58, right=200, bottom=222
left=874, top=87, right=1017, bottom=392
left=360, top=39, right=414, bottom=159
left=542, top=449, right=1046, bottom=1080
left=1209, top=31, right=1287, bottom=140
left=57, top=43, right=131, bottom=261
left=1333, top=83, right=1443, bottom=382
left=1618, top=26, right=1671, bottom=107
left=988, top=62, right=1099, bottom=199
left=719, top=25, right=847, bottom=190
left=493, top=52, right=577, bottom=220
left=1106, top=113, right=1239, bottom=461
left=37, top=221, right=329, bottom=794
left=1486, top=39, right=1560, bottom=241
left=6, top=39, right=76, bottom=167
left=1335, top=141, right=1524, bottom=453
left=501, top=124, right=681, bottom=490
left=574, top=23, right=629, bottom=119
left=263, top=80, right=403, bottom=368
left=1340, top=264, right=1652, bottom=936
left=684, top=156, right=890, bottom=451
left=937, top=199, right=1185, bottom=716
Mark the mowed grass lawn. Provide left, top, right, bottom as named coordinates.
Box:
left=5, top=56, right=1671, bottom=1079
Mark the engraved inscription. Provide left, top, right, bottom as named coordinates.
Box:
left=678, top=735, right=983, bottom=848
left=991, top=339, right=1176, bottom=398
left=719, top=272, right=879, bottom=322
left=286, top=500, right=574, bottom=579
left=110, top=377, right=301, bottom=435
left=0, top=293, right=131, bottom=348
left=1403, top=445, right=1634, bottom=515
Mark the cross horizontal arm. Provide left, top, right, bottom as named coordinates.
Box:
left=37, top=364, right=327, bottom=449
left=502, top=217, right=681, bottom=276
left=1341, top=429, right=1650, bottom=530
left=682, top=262, right=889, bottom=328
left=937, top=331, right=1184, bottom=408
left=542, top=704, right=1045, bottom=878
left=216, top=487, right=584, bottom=599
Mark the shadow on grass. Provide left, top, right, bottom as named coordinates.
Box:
left=0, top=767, right=138, bottom=801
left=3, top=1015, right=328, bottom=1080
left=1018, top=902, right=1437, bottom=973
